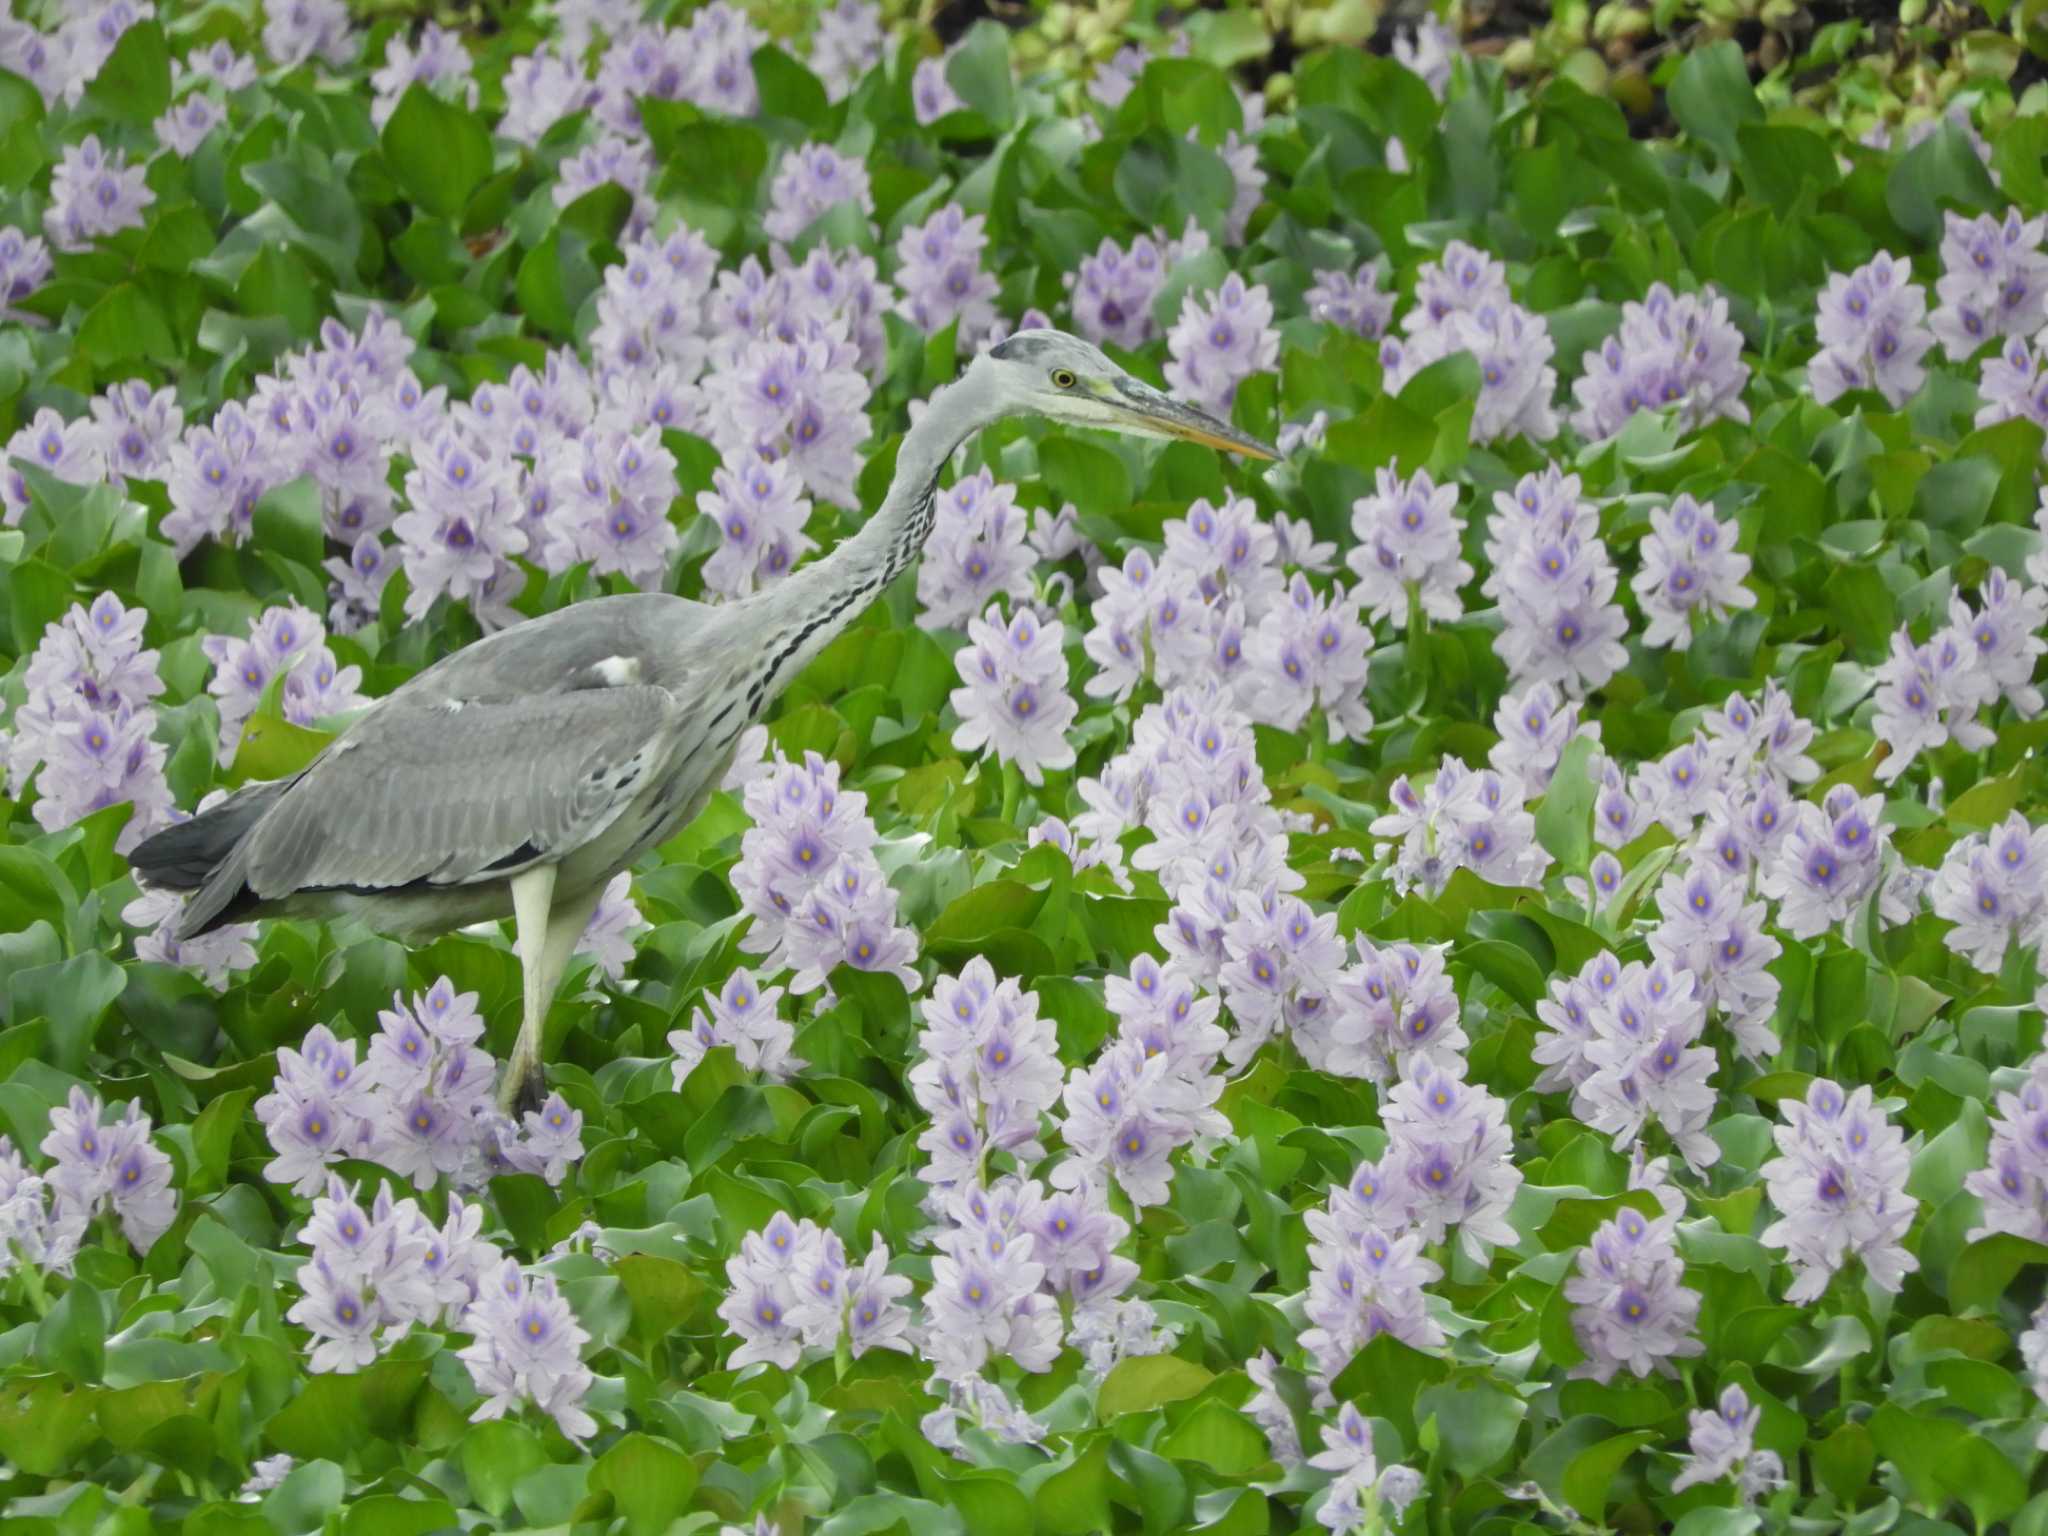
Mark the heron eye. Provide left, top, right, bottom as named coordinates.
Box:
left=1051, top=368, right=1077, bottom=389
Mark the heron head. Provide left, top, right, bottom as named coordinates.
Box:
left=978, top=328, right=1277, bottom=460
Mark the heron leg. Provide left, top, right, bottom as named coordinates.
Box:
left=500, top=863, right=559, bottom=1115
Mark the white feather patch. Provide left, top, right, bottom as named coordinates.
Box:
left=593, top=656, right=642, bottom=687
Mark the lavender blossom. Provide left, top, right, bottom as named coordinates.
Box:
left=1970, top=1048, right=2048, bottom=1242
left=1565, top=1201, right=1703, bottom=1382
left=498, top=49, right=597, bottom=144
left=1306, top=264, right=1395, bottom=341
left=46, top=135, right=154, bottom=250
left=1065, top=230, right=1190, bottom=351
left=916, top=467, right=1035, bottom=629
left=1571, top=283, right=1750, bottom=441
left=41, top=1088, right=177, bottom=1253
left=154, top=91, right=226, bottom=156
left=1933, top=813, right=2048, bottom=977
left=1670, top=1385, right=1787, bottom=1500
left=1760, top=1079, right=1918, bottom=1303
left=3, top=406, right=105, bottom=524
left=808, top=0, right=884, bottom=102
left=950, top=604, right=1078, bottom=786
left=701, top=325, right=873, bottom=507
left=1164, top=275, right=1279, bottom=418
left=764, top=144, right=875, bottom=245
left=1379, top=1059, right=1522, bottom=1260
left=895, top=203, right=1001, bottom=347
left=912, top=55, right=964, bottom=123
left=1810, top=252, right=1936, bottom=407
left=1345, top=466, right=1472, bottom=625
left=458, top=1258, right=597, bottom=1442
left=669, top=966, right=805, bottom=1085
left=1631, top=493, right=1755, bottom=650
left=1931, top=208, right=2048, bottom=362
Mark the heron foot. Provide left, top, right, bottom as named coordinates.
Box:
left=499, top=1061, right=550, bottom=1120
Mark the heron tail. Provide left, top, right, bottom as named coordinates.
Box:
left=129, top=779, right=291, bottom=938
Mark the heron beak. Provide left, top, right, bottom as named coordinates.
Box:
left=1104, top=376, right=1279, bottom=461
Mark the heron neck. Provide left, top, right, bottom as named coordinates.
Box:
left=738, top=365, right=1002, bottom=709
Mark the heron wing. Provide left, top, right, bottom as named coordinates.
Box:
left=239, top=684, right=680, bottom=897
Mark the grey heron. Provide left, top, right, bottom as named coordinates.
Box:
left=131, top=330, right=1277, bottom=1113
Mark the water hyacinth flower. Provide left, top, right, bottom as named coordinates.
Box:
left=697, top=454, right=817, bottom=600
left=717, top=1212, right=912, bottom=1368
left=909, top=958, right=1064, bottom=1187
left=728, top=746, right=918, bottom=990
left=1369, top=758, right=1549, bottom=898
left=124, top=868, right=259, bottom=990
left=368, top=22, right=476, bottom=129
left=806, top=0, right=884, bottom=99
left=1930, top=208, right=2048, bottom=361
left=1483, top=464, right=1631, bottom=696
left=1809, top=252, right=1936, bottom=407
left=497, top=47, right=597, bottom=144
left=915, top=467, right=1036, bottom=630
left=39, top=1087, right=177, bottom=1254
left=1870, top=617, right=1997, bottom=782
left=895, top=202, right=1002, bottom=347
left=1565, top=1201, right=1704, bottom=1382
left=1377, top=1058, right=1523, bottom=1261
left=1967, top=1047, right=2048, bottom=1243
left=1630, top=493, right=1756, bottom=650
left=458, top=1258, right=597, bottom=1442
left=701, top=323, right=874, bottom=507
left=1, top=591, right=175, bottom=853
left=0, top=225, right=52, bottom=318
left=46, top=135, right=154, bottom=251
left=1164, top=274, right=1280, bottom=419
left=1346, top=466, right=1472, bottom=625
left=764, top=143, right=875, bottom=244
left=1670, top=1385, right=1788, bottom=1501
left=1304, top=263, right=1396, bottom=341
left=262, top=0, right=355, bottom=69
left=1570, top=282, right=1750, bottom=441
left=912, top=54, right=965, bottom=123
left=154, top=91, right=227, bottom=155
left=201, top=603, right=367, bottom=766
left=1325, top=939, right=1467, bottom=1086
left=3, top=406, right=106, bottom=525
left=1301, top=1165, right=1446, bottom=1388
left=1973, top=325, right=2048, bottom=434
left=1757, top=786, right=1895, bottom=939
left=1242, top=573, right=1375, bottom=743
left=1760, top=1079, right=1918, bottom=1303
left=669, top=966, right=805, bottom=1086
left=950, top=603, right=1079, bottom=786
left=539, top=425, right=681, bottom=587
left=1065, top=229, right=1194, bottom=351
left=1932, top=813, right=2048, bottom=977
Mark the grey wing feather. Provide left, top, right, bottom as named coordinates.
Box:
left=239, top=684, right=679, bottom=898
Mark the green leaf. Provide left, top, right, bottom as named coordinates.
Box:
left=1562, top=1430, right=1654, bottom=1521
left=1535, top=735, right=1599, bottom=874
left=252, top=475, right=325, bottom=570
left=751, top=44, right=830, bottom=130
left=1667, top=40, right=1761, bottom=160
left=382, top=86, right=494, bottom=220
left=945, top=21, right=1014, bottom=126
left=1156, top=1401, right=1268, bottom=1476
left=589, top=1433, right=698, bottom=1536
left=1035, top=1438, right=1113, bottom=1535
left=9, top=952, right=127, bottom=1074
left=34, top=1279, right=106, bottom=1384
left=1888, top=121, right=2001, bottom=244
left=1097, top=1355, right=1215, bottom=1418
left=76, top=283, right=180, bottom=370
left=1415, top=1381, right=1527, bottom=1477
left=1735, top=122, right=1838, bottom=215
left=460, top=1419, right=547, bottom=1519
left=81, top=20, right=170, bottom=123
